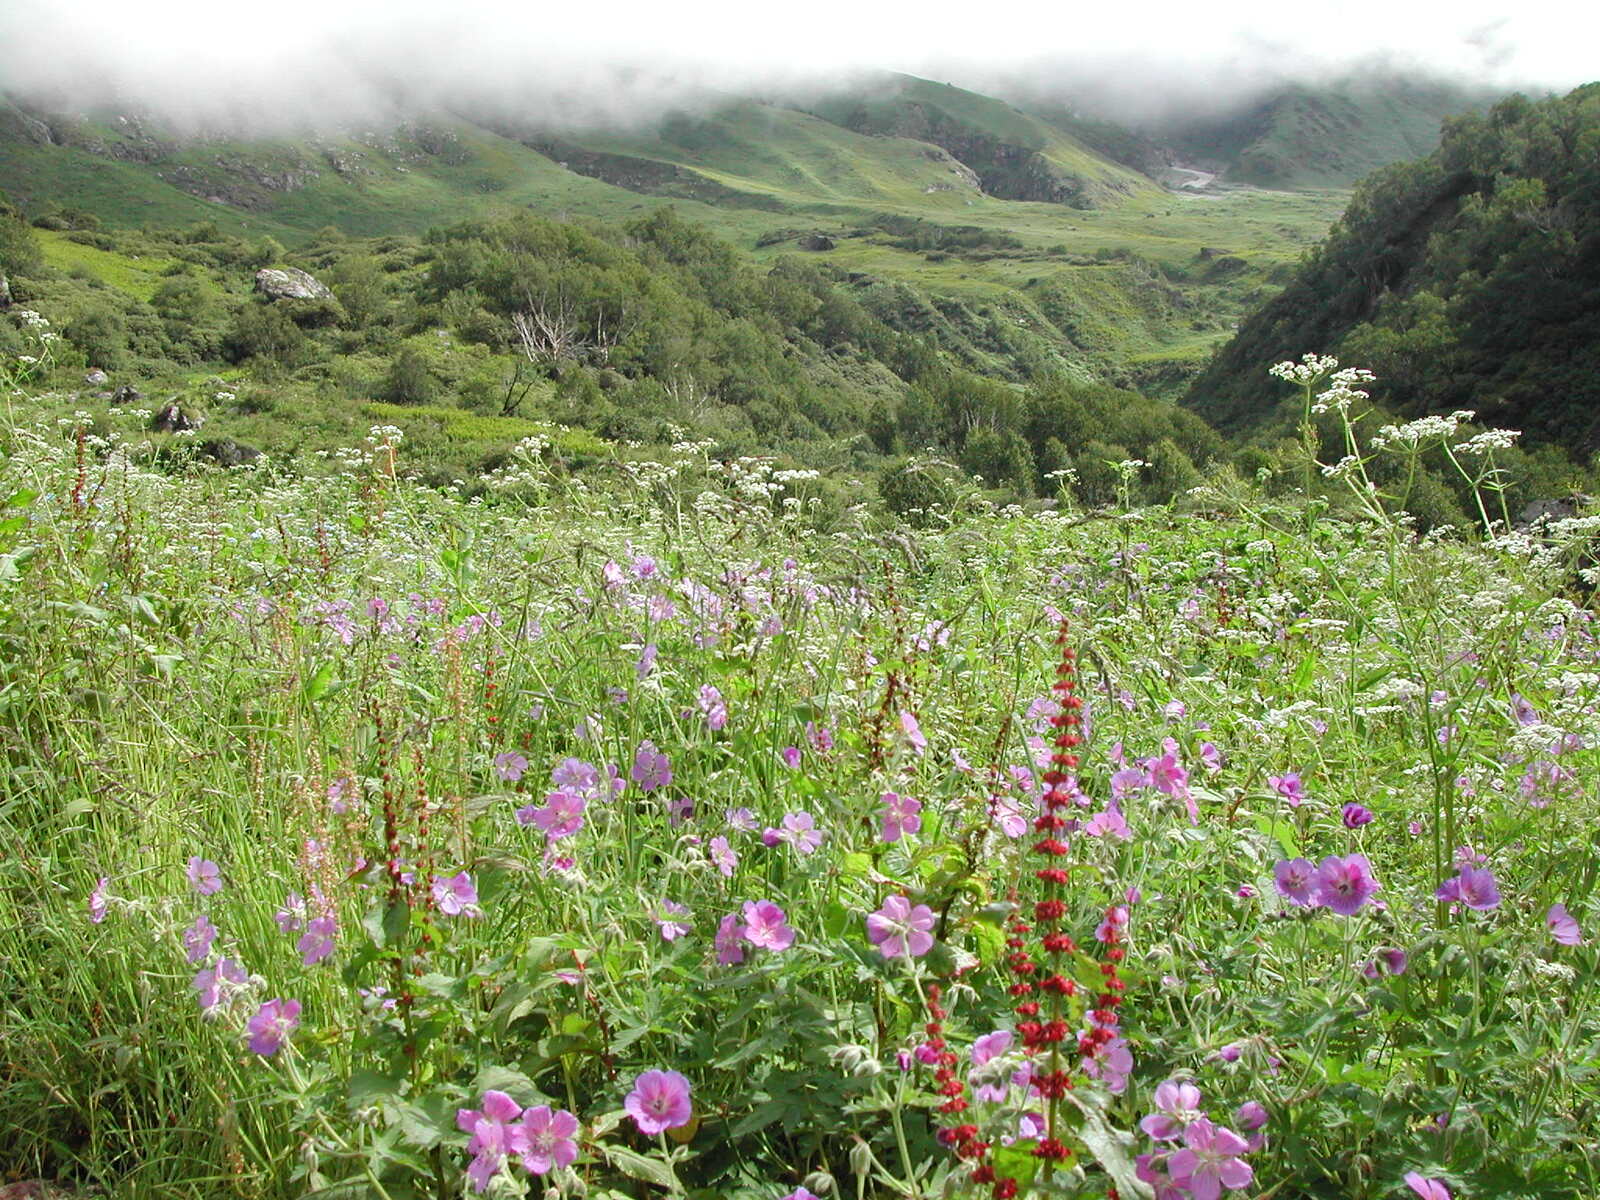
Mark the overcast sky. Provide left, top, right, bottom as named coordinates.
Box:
left=1, top=0, right=1592, bottom=127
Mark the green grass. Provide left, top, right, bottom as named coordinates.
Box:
left=34, top=230, right=178, bottom=302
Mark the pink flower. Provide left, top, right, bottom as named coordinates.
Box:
left=193, top=957, right=247, bottom=1012
left=1084, top=802, right=1131, bottom=840
left=866, top=895, right=936, bottom=959
left=631, top=741, right=672, bottom=792
left=520, top=789, right=587, bottom=839
left=1273, top=858, right=1319, bottom=907
left=715, top=913, right=746, bottom=965
left=1313, top=854, right=1379, bottom=916
left=625, top=1069, right=693, bottom=1135
left=187, top=856, right=223, bottom=896
left=517, top=1104, right=580, bottom=1175
left=88, top=876, right=110, bottom=924
left=431, top=872, right=482, bottom=918
left=297, top=913, right=337, bottom=965
left=456, top=1090, right=525, bottom=1193
left=635, top=643, right=658, bottom=679
left=246, top=997, right=300, bottom=1056
left=879, top=792, right=922, bottom=843
left=898, top=710, right=927, bottom=754
left=1140, top=1078, right=1204, bottom=1141
left=1269, top=773, right=1305, bottom=807
left=1341, top=803, right=1374, bottom=828
left=493, top=751, right=528, bottom=783
left=1234, top=1101, right=1268, bottom=1132
left=773, top=811, right=824, bottom=855
left=655, top=901, right=692, bottom=942
left=708, top=835, right=738, bottom=877
left=1167, top=1117, right=1253, bottom=1200
left=1548, top=902, right=1583, bottom=945
left=780, top=746, right=802, bottom=770
left=698, top=685, right=728, bottom=731
left=1436, top=865, right=1500, bottom=911
left=275, top=891, right=308, bottom=933
left=1403, top=1172, right=1452, bottom=1200
left=741, top=900, right=795, bottom=951
left=183, top=914, right=218, bottom=964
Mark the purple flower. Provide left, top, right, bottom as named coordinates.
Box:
left=88, top=876, right=110, bottom=924
left=866, top=895, right=936, bottom=959
left=879, top=792, right=922, bottom=843
left=275, top=891, right=308, bottom=933
left=741, top=900, right=795, bottom=951
left=183, top=914, right=218, bottom=964
left=1272, top=858, right=1319, bottom=907
left=780, top=746, right=802, bottom=770
left=297, top=913, right=337, bottom=965
left=630, top=741, right=672, bottom=792
left=715, top=913, right=746, bottom=965
left=193, top=957, right=247, bottom=1013
left=1404, top=1173, right=1452, bottom=1200
left=773, top=811, right=824, bottom=855
left=1269, top=773, right=1305, bottom=808
left=1341, top=803, right=1374, bottom=828
left=246, top=997, right=301, bottom=1056
left=806, top=721, right=833, bottom=753
left=635, top=643, right=658, bottom=679
left=517, top=1104, right=580, bottom=1175
left=1314, top=854, right=1379, bottom=916
left=967, top=1030, right=1015, bottom=1102
left=1436, top=865, right=1500, bottom=911
left=457, top=1090, right=525, bottom=1193
left=186, top=856, right=222, bottom=896
left=1140, top=1079, right=1205, bottom=1141
left=1548, top=903, right=1583, bottom=945
left=1084, top=802, right=1131, bottom=840
left=781, top=1189, right=821, bottom=1200
left=1082, top=1033, right=1133, bottom=1094
left=1234, top=1101, right=1268, bottom=1132
left=1167, top=1117, right=1253, bottom=1200
left=726, top=807, right=758, bottom=833
left=520, top=790, right=587, bottom=839
left=655, top=901, right=692, bottom=942
left=1364, top=946, right=1409, bottom=978
left=698, top=685, right=728, bottom=731
left=494, top=751, right=528, bottom=783
left=898, top=710, right=927, bottom=754
left=708, top=835, right=738, bottom=877
left=431, top=872, right=482, bottom=918
left=1198, top=742, right=1222, bottom=773
left=625, top=1069, right=693, bottom=1135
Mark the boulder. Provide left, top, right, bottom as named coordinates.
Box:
left=798, top=233, right=836, bottom=252
left=0, top=271, right=11, bottom=308
left=84, top=368, right=108, bottom=386
left=150, top=402, right=205, bottom=433
left=1519, top=495, right=1592, bottom=528
left=198, top=438, right=262, bottom=467
left=109, top=384, right=143, bottom=405
left=253, top=267, right=333, bottom=302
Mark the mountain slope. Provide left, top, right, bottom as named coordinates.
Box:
left=1183, top=83, right=1600, bottom=449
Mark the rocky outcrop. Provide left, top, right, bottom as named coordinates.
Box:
left=109, top=384, right=142, bottom=404
left=151, top=402, right=204, bottom=433
left=198, top=438, right=262, bottom=467
left=799, top=233, right=836, bottom=251
left=0, top=272, right=10, bottom=308
left=84, top=368, right=107, bottom=386
left=254, top=267, right=332, bottom=302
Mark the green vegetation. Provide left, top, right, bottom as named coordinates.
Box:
left=1188, top=83, right=1600, bottom=455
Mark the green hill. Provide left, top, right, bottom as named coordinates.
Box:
left=1183, top=83, right=1600, bottom=451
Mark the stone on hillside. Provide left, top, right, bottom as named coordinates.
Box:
left=110, top=384, right=143, bottom=404
left=84, top=368, right=108, bottom=386
left=253, top=267, right=332, bottom=302
left=799, top=233, right=836, bottom=251
left=1519, top=495, right=1592, bottom=528
left=0, top=271, right=11, bottom=308
left=151, top=402, right=204, bottom=433
left=198, top=438, right=262, bottom=467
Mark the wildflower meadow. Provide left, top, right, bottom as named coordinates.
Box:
left=2, top=343, right=1597, bottom=1199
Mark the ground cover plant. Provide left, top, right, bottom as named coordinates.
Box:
left=1, top=341, right=1598, bottom=1199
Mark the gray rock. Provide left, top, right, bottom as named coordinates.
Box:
left=151, top=402, right=204, bottom=433
left=84, top=368, right=108, bottom=386
left=253, top=267, right=333, bottom=302
left=1519, top=495, right=1592, bottom=528
left=198, top=438, right=262, bottom=467
left=0, top=271, right=11, bottom=308
left=798, top=233, right=836, bottom=252
left=109, top=384, right=142, bottom=404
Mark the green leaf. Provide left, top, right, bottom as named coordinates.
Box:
left=347, top=1067, right=405, bottom=1109
left=470, top=1065, right=538, bottom=1101
left=303, top=660, right=338, bottom=704
left=601, top=1144, right=677, bottom=1189
left=391, top=1093, right=458, bottom=1151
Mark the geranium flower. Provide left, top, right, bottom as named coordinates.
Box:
left=1313, top=854, right=1379, bottom=915
left=655, top=901, right=692, bottom=942
left=1548, top=903, right=1583, bottom=945
left=1403, top=1172, right=1452, bottom=1200
left=516, top=1104, right=580, bottom=1175
left=183, top=914, right=217, bottom=964
left=708, top=835, right=738, bottom=877
left=867, top=894, right=936, bottom=959
left=715, top=913, right=746, bottom=965
left=1273, top=858, right=1318, bottom=907
left=297, top=913, right=337, bottom=965
left=431, top=872, right=482, bottom=917
left=494, top=751, right=528, bottom=783
left=187, top=856, right=223, bottom=896
left=88, top=876, right=110, bottom=924
left=631, top=741, right=672, bottom=792
left=246, top=998, right=301, bottom=1056
left=1167, top=1117, right=1253, bottom=1200
left=879, top=792, right=922, bottom=843
left=741, top=900, right=795, bottom=951
left=625, top=1069, right=693, bottom=1135
left=456, top=1090, right=524, bottom=1192
left=1436, top=865, right=1500, bottom=911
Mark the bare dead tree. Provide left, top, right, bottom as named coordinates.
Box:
left=512, top=293, right=581, bottom=367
